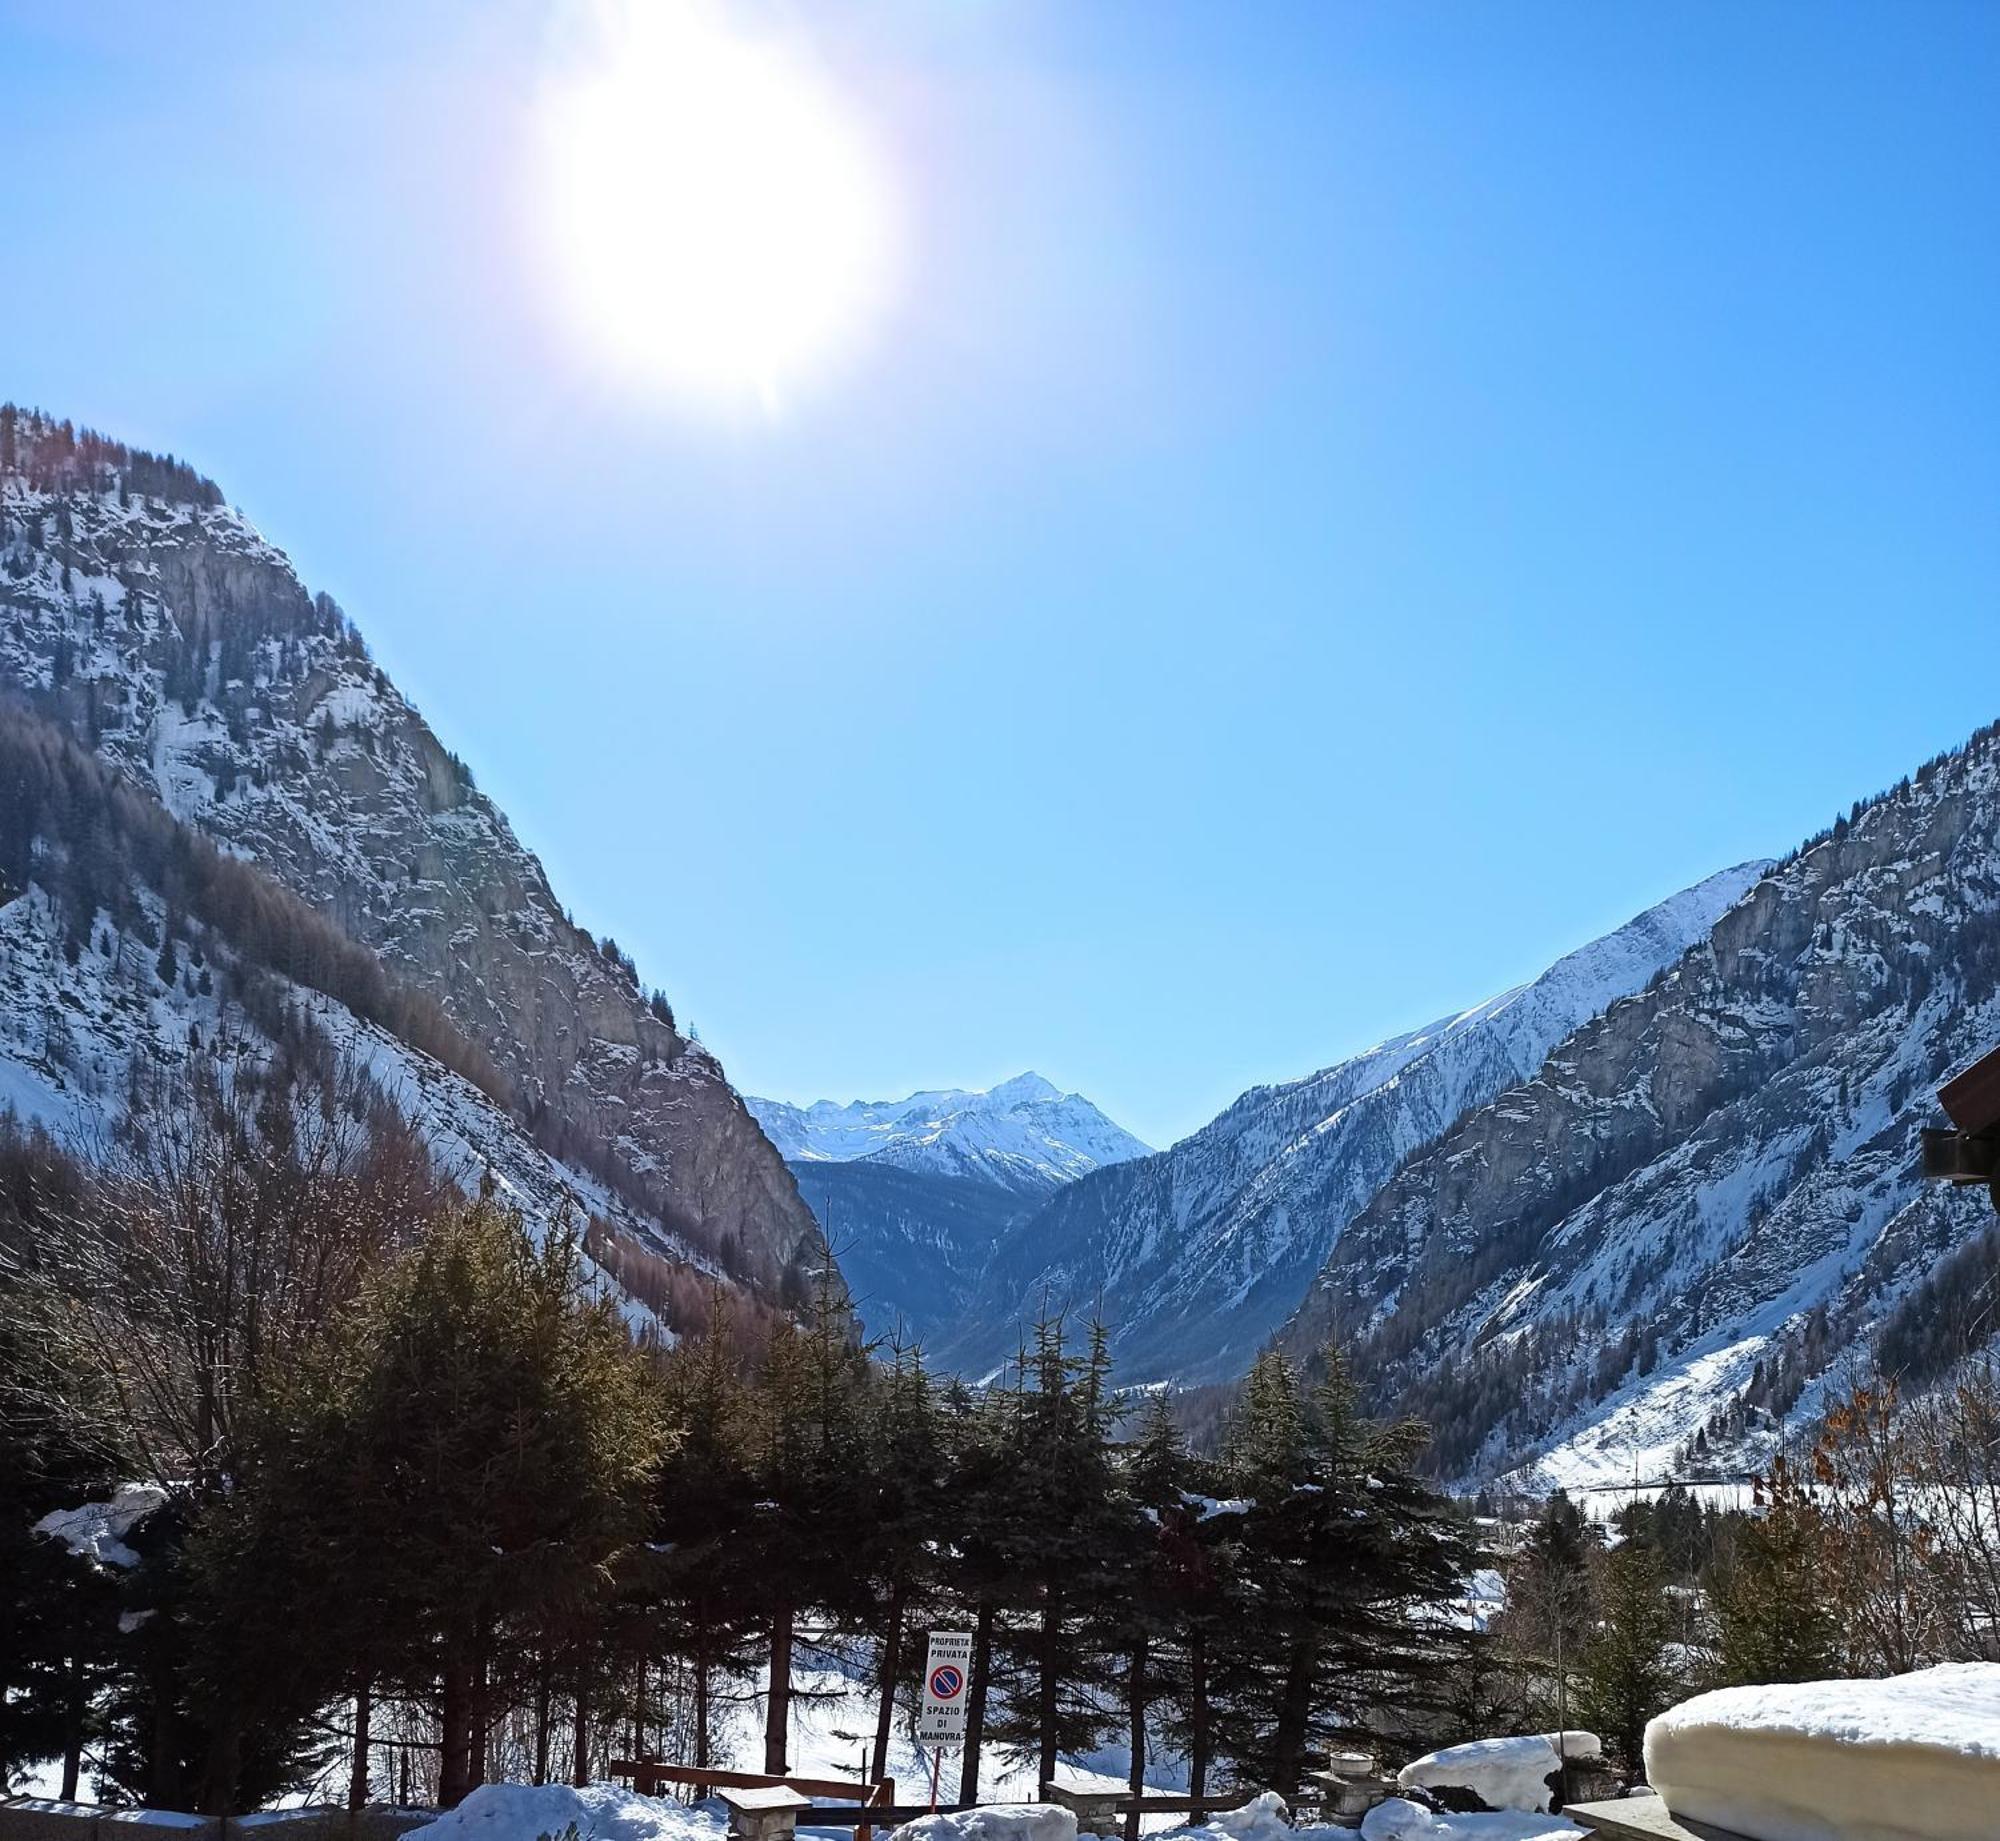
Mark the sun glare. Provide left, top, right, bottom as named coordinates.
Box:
left=538, top=1, right=898, bottom=409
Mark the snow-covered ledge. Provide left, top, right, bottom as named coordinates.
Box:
left=1574, top=1663, right=2000, bottom=1841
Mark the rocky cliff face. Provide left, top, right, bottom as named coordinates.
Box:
left=941, top=865, right=1764, bottom=1386
left=0, top=409, right=830, bottom=1308
left=1273, top=722, right=2000, bottom=1488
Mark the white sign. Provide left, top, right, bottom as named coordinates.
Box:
left=916, top=1630, right=974, bottom=1747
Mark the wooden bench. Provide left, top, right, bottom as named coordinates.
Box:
left=1564, top=1795, right=1755, bottom=1841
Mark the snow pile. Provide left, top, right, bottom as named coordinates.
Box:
left=1195, top=1795, right=1290, bottom=1841
left=894, top=1808, right=1077, bottom=1841
left=1645, top=1663, right=2000, bottom=1841
left=33, top=1484, right=169, bottom=1569
left=1395, top=1735, right=1598, bottom=1815
left=399, top=1784, right=725, bottom=1841
left=1359, top=1802, right=1579, bottom=1841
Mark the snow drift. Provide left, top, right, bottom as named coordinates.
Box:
left=399, top=1784, right=723, bottom=1841
left=1359, top=1804, right=1579, bottom=1841
left=1395, top=1734, right=1599, bottom=1814
left=1644, top=1663, right=2000, bottom=1841
left=893, top=1808, right=1077, bottom=1841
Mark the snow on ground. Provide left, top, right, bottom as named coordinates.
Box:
left=1186, top=1794, right=1290, bottom=1841
left=33, top=1484, right=169, bottom=1570
left=768, top=1662, right=1188, bottom=1813
left=1645, top=1663, right=2000, bottom=1841
left=1358, top=1804, right=1579, bottom=1841
left=896, top=1810, right=1075, bottom=1841
left=1395, top=1735, right=1599, bottom=1816
left=401, top=1785, right=724, bottom=1841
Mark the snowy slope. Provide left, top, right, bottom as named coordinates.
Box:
left=945, top=865, right=1766, bottom=1386
left=748, top=1073, right=1151, bottom=1195
left=0, top=408, right=829, bottom=1324
left=0, top=832, right=697, bottom=1347
left=1273, top=719, right=2000, bottom=1489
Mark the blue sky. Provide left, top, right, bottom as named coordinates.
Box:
left=3, top=2, right=1997, bottom=1148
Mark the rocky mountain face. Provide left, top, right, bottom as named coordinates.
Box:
left=937, top=865, right=1766, bottom=1386
left=748, top=1072, right=1150, bottom=1194
left=1273, top=721, right=2000, bottom=1489
left=0, top=409, right=831, bottom=1320
left=786, top=1159, right=1030, bottom=1346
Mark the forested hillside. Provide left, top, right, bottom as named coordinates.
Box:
left=0, top=406, right=832, bottom=1325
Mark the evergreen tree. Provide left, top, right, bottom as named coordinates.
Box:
left=647, top=1286, right=761, bottom=1774
left=212, top=1201, right=668, bottom=1808
left=740, top=1267, right=874, bottom=1772
left=1575, top=1536, right=1677, bottom=1779
left=1214, top=1349, right=1470, bottom=1794
left=0, top=1190, right=125, bottom=1800
left=1114, top=1395, right=1195, bottom=1834
left=984, top=1314, right=1129, bottom=1795
left=1711, top=1456, right=1841, bottom=1686
left=1500, top=1488, right=1601, bottom=1735
left=863, top=1337, right=946, bottom=1783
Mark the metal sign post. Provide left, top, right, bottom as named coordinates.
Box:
left=916, top=1631, right=973, bottom=1810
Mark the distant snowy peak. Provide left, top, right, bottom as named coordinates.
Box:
left=748, top=1074, right=1151, bottom=1195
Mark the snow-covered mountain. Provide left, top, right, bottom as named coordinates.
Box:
left=0, top=408, right=831, bottom=1331
left=748, top=1072, right=1150, bottom=1194
left=938, top=864, right=1768, bottom=1386
left=1272, top=720, right=2000, bottom=1489
left=743, top=1075, right=1148, bottom=1345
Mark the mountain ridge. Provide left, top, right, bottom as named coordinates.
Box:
left=928, top=861, right=1768, bottom=1384
left=1270, top=719, right=2000, bottom=1486
left=0, top=405, right=832, bottom=1327
left=748, top=1071, right=1150, bottom=1195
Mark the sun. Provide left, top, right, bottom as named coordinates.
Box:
left=537, top=1, right=899, bottom=408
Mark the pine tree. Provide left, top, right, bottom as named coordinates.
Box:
left=983, top=1313, right=1128, bottom=1795
left=1711, top=1456, right=1841, bottom=1686
left=740, top=1267, right=875, bottom=1772
left=647, top=1285, right=761, bottom=1774
left=1115, top=1395, right=1195, bottom=1834
left=1501, top=1488, right=1601, bottom=1735
left=1215, top=1348, right=1469, bottom=1794
left=1575, top=1536, right=1677, bottom=1778
left=204, top=1200, right=668, bottom=1809
left=863, top=1337, right=946, bottom=1783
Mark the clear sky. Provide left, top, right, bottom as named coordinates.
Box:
left=3, top=2, right=1997, bottom=1149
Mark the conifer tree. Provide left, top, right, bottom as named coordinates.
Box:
left=864, top=1337, right=946, bottom=1783
left=1215, top=1348, right=1469, bottom=1794
left=1501, top=1488, right=1601, bottom=1734
left=984, top=1314, right=1128, bottom=1795
left=1711, top=1456, right=1841, bottom=1686
left=942, top=1375, right=1021, bottom=1805
left=1114, top=1395, right=1194, bottom=1835
left=649, top=1286, right=760, bottom=1773
left=209, top=1200, right=668, bottom=1808
left=1575, top=1535, right=1677, bottom=1778
left=742, top=1267, right=873, bottom=1772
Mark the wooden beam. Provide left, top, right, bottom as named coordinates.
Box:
left=1940, top=1044, right=2000, bottom=1136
